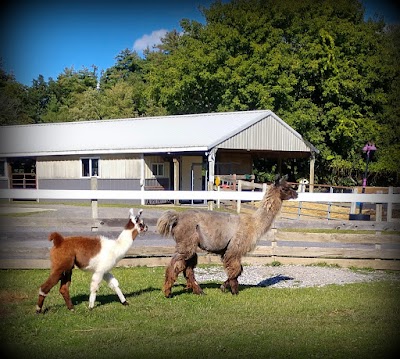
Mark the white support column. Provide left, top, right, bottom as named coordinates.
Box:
left=207, top=148, right=217, bottom=186
left=140, top=154, right=145, bottom=206
left=207, top=148, right=217, bottom=211
left=173, top=157, right=180, bottom=206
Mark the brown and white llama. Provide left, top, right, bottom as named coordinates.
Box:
left=157, top=176, right=297, bottom=297
left=36, top=208, right=147, bottom=313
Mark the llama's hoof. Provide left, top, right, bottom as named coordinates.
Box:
left=35, top=309, right=42, bottom=314
left=220, top=284, right=227, bottom=292
left=122, top=301, right=129, bottom=306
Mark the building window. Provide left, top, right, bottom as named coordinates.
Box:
left=151, top=163, right=164, bottom=177
left=81, top=158, right=99, bottom=177
left=0, top=160, right=6, bottom=177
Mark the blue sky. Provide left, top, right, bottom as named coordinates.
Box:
left=1, top=0, right=399, bottom=86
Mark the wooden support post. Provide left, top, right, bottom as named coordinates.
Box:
left=375, top=190, right=383, bottom=222
left=237, top=180, right=242, bottom=213
left=309, top=154, right=315, bottom=193
left=91, top=177, right=98, bottom=232
left=140, top=154, right=145, bottom=206
left=387, top=186, right=393, bottom=222
left=350, top=187, right=358, bottom=214
left=207, top=148, right=217, bottom=211
left=327, top=186, right=333, bottom=220
left=207, top=181, right=214, bottom=211
left=271, top=240, right=277, bottom=262
left=262, top=183, right=267, bottom=193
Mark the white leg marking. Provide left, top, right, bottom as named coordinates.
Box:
left=89, top=272, right=103, bottom=309
left=104, top=272, right=127, bottom=304
left=39, top=288, right=47, bottom=297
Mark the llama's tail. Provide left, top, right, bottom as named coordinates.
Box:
left=48, top=232, right=64, bottom=247
left=157, top=210, right=179, bottom=237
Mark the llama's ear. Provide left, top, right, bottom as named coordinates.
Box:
left=274, top=174, right=281, bottom=186
left=137, top=209, right=143, bottom=218
left=129, top=208, right=135, bottom=218
left=279, top=174, right=288, bottom=185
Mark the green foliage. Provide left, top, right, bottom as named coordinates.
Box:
left=0, top=0, right=399, bottom=185
left=0, top=67, right=33, bottom=125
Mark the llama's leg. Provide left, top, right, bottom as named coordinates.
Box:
left=103, top=272, right=128, bottom=306
left=36, top=269, right=64, bottom=313
left=89, top=272, right=104, bottom=309
left=59, top=270, right=74, bottom=311
left=221, top=255, right=243, bottom=295
left=183, top=254, right=204, bottom=295
left=163, top=253, right=187, bottom=298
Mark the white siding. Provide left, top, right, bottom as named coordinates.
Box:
left=100, top=155, right=141, bottom=179
left=37, top=157, right=80, bottom=179
left=218, top=114, right=311, bottom=152
left=37, top=154, right=142, bottom=179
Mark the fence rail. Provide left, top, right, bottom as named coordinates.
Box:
left=1, top=188, right=399, bottom=221
left=1, top=188, right=399, bottom=203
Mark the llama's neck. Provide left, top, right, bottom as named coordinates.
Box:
left=113, top=229, right=138, bottom=258
left=250, top=187, right=283, bottom=242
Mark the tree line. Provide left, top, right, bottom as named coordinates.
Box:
left=1, top=0, right=399, bottom=186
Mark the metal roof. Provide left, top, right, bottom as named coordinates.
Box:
left=0, top=110, right=317, bottom=157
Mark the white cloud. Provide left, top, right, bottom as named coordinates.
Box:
left=133, top=29, right=168, bottom=52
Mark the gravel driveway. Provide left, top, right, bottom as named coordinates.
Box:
left=194, top=265, right=399, bottom=288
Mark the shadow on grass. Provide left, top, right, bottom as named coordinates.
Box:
left=168, top=274, right=294, bottom=297
left=68, top=286, right=160, bottom=308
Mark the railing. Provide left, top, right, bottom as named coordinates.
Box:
left=10, top=173, right=37, bottom=189
left=1, top=188, right=399, bottom=222
left=219, top=178, right=399, bottom=221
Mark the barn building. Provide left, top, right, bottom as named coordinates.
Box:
left=0, top=110, right=317, bottom=200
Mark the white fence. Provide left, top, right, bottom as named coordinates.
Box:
left=1, top=188, right=398, bottom=203
left=1, top=188, right=399, bottom=221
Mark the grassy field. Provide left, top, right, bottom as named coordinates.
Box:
left=0, top=266, right=399, bottom=359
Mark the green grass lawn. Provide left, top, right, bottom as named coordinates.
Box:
left=0, top=267, right=399, bottom=359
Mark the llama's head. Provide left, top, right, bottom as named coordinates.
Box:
left=128, top=208, right=148, bottom=233
left=274, top=175, right=298, bottom=201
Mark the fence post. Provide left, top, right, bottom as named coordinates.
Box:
left=262, top=183, right=267, bottom=193
left=387, top=186, right=393, bottom=222
left=375, top=190, right=383, bottom=222
left=327, top=186, right=333, bottom=220
left=350, top=187, right=358, bottom=214
left=207, top=181, right=214, bottom=211
left=216, top=186, right=220, bottom=209
left=91, top=177, right=98, bottom=231
left=271, top=239, right=277, bottom=263
left=237, top=180, right=242, bottom=213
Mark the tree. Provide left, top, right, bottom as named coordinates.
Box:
left=0, top=66, right=33, bottom=125
left=146, top=0, right=399, bottom=185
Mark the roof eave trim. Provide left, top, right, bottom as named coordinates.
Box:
left=1, top=146, right=210, bottom=157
